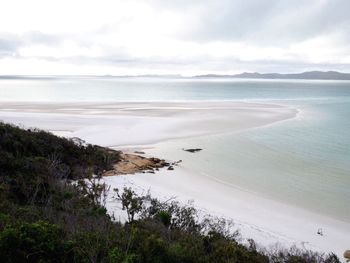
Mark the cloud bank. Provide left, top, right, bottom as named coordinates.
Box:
left=0, top=0, right=349, bottom=75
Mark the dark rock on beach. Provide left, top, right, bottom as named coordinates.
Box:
left=183, top=148, right=202, bottom=153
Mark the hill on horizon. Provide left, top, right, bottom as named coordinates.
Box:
left=1, top=71, right=350, bottom=80
left=194, top=71, right=350, bottom=80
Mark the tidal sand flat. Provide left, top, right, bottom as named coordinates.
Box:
left=0, top=101, right=296, bottom=146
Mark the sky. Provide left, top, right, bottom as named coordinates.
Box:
left=0, top=0, right=349, bottom=76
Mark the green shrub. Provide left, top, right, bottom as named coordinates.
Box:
left=0, top=221, right=74, bottom=262
left=156, top=210, right=172, bottom=227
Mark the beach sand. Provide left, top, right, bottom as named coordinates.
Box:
left=1, top=101, right=349, bottom=260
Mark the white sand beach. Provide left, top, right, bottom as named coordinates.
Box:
left=103, top=166, right=350, bottom=260
left=1, top=101, right=349, bottom=260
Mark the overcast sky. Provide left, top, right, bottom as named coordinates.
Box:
left=0, top=0, right=349, bottom=75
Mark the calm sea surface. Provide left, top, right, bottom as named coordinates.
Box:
left=1, top=77, right=349, bottom=221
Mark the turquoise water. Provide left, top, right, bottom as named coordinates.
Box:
left=1, top=77, right=350, bottom=102
left=1, top=77, right=349, bottom=221
left=151, top=102, right=350, bottom=221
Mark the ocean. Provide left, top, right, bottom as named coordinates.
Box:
left=1, top=76, right=349, bottom=222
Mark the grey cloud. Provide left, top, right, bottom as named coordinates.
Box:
left=1, top=0, right=350, bottom=73
left=23, top=31, right=63, bottom=45
left=0, top=34, right=21, bottom=57
left=173, top=0, right=350, bottom=45
left=0, top=31, right=63, bottom=58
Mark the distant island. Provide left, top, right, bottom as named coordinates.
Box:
left=194, top=71, right=350, bottom=80
left=1, top=71, right=350, bottom=80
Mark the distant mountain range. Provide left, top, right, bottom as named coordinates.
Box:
left=1, top=71, right=350, bottom=80
left=194, top=71, right=350, bottom=80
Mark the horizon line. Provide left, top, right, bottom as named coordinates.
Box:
left=0, top=70, right=350, bottom=78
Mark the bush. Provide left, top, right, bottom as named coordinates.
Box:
left=0, top=221, right=74, bottom=262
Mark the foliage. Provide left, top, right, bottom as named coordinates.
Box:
left=0, top=122, right=119, bottom=180
left=0, top=221, right=74, bottom=262
left=114, top=187, right=144, bottom=224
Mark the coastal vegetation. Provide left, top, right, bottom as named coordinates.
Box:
left=0, top=122, right=340, bottom=262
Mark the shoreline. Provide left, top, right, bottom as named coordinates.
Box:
left=1, top=100, right=348, bottom=260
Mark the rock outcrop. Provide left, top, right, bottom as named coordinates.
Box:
left=103, top=153, right=170, bottom=176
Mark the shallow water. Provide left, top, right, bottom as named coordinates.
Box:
left=1, top=77, right=349, bottom=221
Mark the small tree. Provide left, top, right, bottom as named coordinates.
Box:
left=114, top=187, right=143, bottom=223
left=76, top=178, right=110, bottom=206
